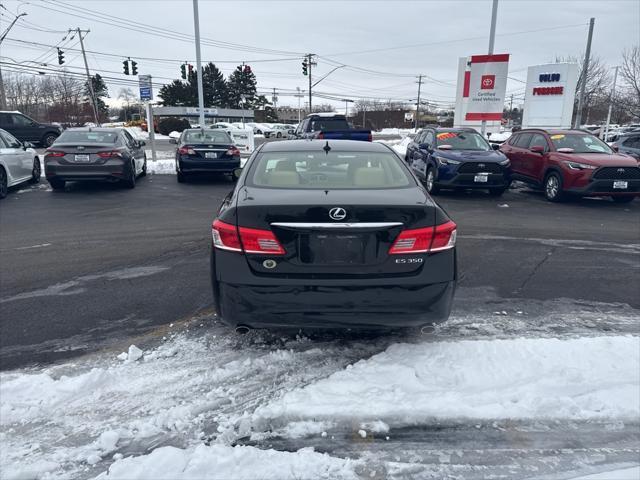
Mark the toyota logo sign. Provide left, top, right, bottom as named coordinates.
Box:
left=481, top=74, right=495, bottom=90
left=617, top=168, right=625, bottom=173
left=329, top=207, right=347, bottom=221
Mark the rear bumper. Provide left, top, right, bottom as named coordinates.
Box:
left=44, top=160, right=127, bottom=182
left=179, top=156, right=240, bottom=174
left=211, top=247, right=457, bottom=329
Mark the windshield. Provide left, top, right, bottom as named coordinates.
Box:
left=56, top=130, right=119, bottom=144
left=436, top=131, right=491, bottom=151
left=550, top=133, right=613, bottom=154
left=310, top=118, right=350, bottom=131
left=248, top=151, right=413, bottom=189
left=183, top=130, right=232, bottom=143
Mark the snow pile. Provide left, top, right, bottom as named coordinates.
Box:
left=168, top=130, right=181, bottom=139
left=94, top=444, right=358, bottom=480
left=373, top=128, right=415, bottom=136
left=144, top=150, right=175, bottom=174
left=252, top=336, right=640, bottom=429
left=375, top=135, right=413, bottom=157
left=569, top=466, right=640, bottom=480
left=117, top=344, right=143, bottom=362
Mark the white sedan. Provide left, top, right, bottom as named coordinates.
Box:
left=0, top=128, right=40, bottom=199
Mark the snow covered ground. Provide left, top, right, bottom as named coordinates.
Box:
left=1, top=307, right=638, bottom=480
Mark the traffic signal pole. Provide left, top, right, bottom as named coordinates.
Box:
left=308, top=54, right=313, bottom=113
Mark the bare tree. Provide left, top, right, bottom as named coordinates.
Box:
left=619, top=46, right=640, bottom=119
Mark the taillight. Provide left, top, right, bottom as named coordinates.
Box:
left=212, top=220, right=285, bottom=255
left=97, top=151, right=122, bottom=158
left=317, top=132, right=324, bottom=139
left=389, top=220, right=457, bottom=254
left=430, top=221, right=457, bottom=252
left=45, top=151, right=65, bottom=157
left=212, top=219, right=242, bottom=252
left=178, top=146, right=196, bottom=155
left=226, top=147, right=241, bottom=156
left=367, top=133, right=372, bottom=142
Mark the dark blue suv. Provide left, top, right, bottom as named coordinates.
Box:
left=406, top=127, right=511, bottom=196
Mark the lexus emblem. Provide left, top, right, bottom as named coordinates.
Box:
left=329, top=207, right=347, bottom=221
left=617, top=168, right=625, bottom=173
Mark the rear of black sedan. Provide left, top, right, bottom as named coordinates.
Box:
left=210, top=140, right=457, bottom=330
left=175, top=129, right=241, bottom=182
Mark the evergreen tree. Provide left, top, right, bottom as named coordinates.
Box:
left=159, top=63, right=228, bottom=107
left=158, top=80, right=193, bottom=106
left=227, top=65, right=257, bottom=109
left=200, top=62, right=228, bottom=107
left=84, top=73, right=109, bottom=119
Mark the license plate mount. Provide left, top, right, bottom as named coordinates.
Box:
left=205, top=152, right=218, bottom=159
left=74, top=154, right=90, bottom=163
left=474, top=173, right=489, bottom=183
left=302, top=233, right=366, bottom=265
left=613, top=181, right=628, bottom=189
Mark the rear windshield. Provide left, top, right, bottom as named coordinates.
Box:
left=310, top=118, right=350, bottom=131
left=248, top=151, right=413, bottom=189
left=57, top=131, right=119, bottom=144
left=436, top=131, right=490, bottom=151
left=549, top=133, right=613, bottom=154
left=183, top=130, right=232, bottom=143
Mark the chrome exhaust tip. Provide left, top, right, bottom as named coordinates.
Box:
left=420, top=324, right=436, bottom=335
left=235, top=325, right=251, bottom=334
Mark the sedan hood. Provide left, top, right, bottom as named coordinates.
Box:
left=434, top=149, right=506, bottom=162
left=554, top=152, right=639, bottom=167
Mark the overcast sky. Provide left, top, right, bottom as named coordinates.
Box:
left=1, top=0, right=638, bottom=111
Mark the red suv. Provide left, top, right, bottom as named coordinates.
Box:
left=500, top=129, right=640, bottom=203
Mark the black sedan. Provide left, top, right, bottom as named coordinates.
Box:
left=44, top=128, right=146, bottom=190
left=210, top=140, right=457, bottom=331
left=172, top=129, right=241, bottom=182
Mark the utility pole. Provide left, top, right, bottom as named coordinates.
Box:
left=272, top=87, right=278, bottom=119
left=75, top=28, right=100, bottom=126
left=0, top=12, right=27, bottom=109
left=602, top=66, right=619, bottom=142
left=482, top=0, right=499, bottom=136
left=295, top=87, right=302, bottom=123
left=307, top=54, right=314, bottom=113
left=509, top=93, right=514, bottom=125
left=574, top=17, right=595, bottom=128
left=415, top=75, right=423, bottom=131
left=192, top=0, right=205, bottom=128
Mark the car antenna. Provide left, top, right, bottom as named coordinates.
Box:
left=323, top=141, right=331, bottom=155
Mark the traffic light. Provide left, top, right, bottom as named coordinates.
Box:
left=57, top=48, right=64, bottom=65
left=131, top=60, right=138, bottom=76
left=188, top=63, right=193, bottom=76
left=180, top=64, right=186, bottom=79
left=243, top=65, right=252, bottom=74
left=302, top=59, right=308, bottom=76
left=123, top=60, right=129, bottom=75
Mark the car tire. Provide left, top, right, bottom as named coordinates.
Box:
left=122, top=161, right=136, bottom=189
left=42, top=133, right=58, bottom=147
left=0, top=167, right=8, bottom=199
left=489, top=187, right=506, bottom=196
left=276, top=132, right=282, bottom=138
left=611, top=196, right=635, bottom=203
left=177, top=170, right=186, bottom=183
left=425, top=167, right=440, bottom=195
left=49, top=178, right=65, bottom=191
left=30, top=157, right=41, bottom=184
left=140, top=156, right=147, bottom=177
left=543, top=172, right=565, bottom=202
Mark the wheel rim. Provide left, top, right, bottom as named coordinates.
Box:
left=33, top=159, right=41, bottom=179
left=546, top=175, right=559, bottom=198
left=46, top=135, right=55, bottom=147
left=0, top=169, right=7, bottom=196
left=426, top=170, right=434, bottom=192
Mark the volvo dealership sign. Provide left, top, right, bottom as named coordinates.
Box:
left=454, top=54, right=510, bottom=131
left=521, top=63, right=579, bottom=129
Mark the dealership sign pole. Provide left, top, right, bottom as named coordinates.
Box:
left=482, top=0, right=499, bottom=135
left=139, top=75, right=157, bottom=162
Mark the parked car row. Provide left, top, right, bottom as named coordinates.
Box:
left=405, top=127, right=639, bottom=203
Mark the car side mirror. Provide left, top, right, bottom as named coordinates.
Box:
left=233, top=167, right=243, bottom=179
left=169, top=138, right=177, bottom=144
left=611, top=144, right=619, bottom=153
left=419, top=143, right=431, bottom=151
left=530, top=145, right=545, bottom=154
left=492, top=143, right=500, bottom=150
left=139, top=140, right=146, bottom=147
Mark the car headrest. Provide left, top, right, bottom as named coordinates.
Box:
left=353, top=167, right=386, bottom=187
left=274, top=160, right=297, bottom=171
left=267, top=171, right=300, bottom=186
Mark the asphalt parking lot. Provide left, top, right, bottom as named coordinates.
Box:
left=0, top=171, right=639, bottom=370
